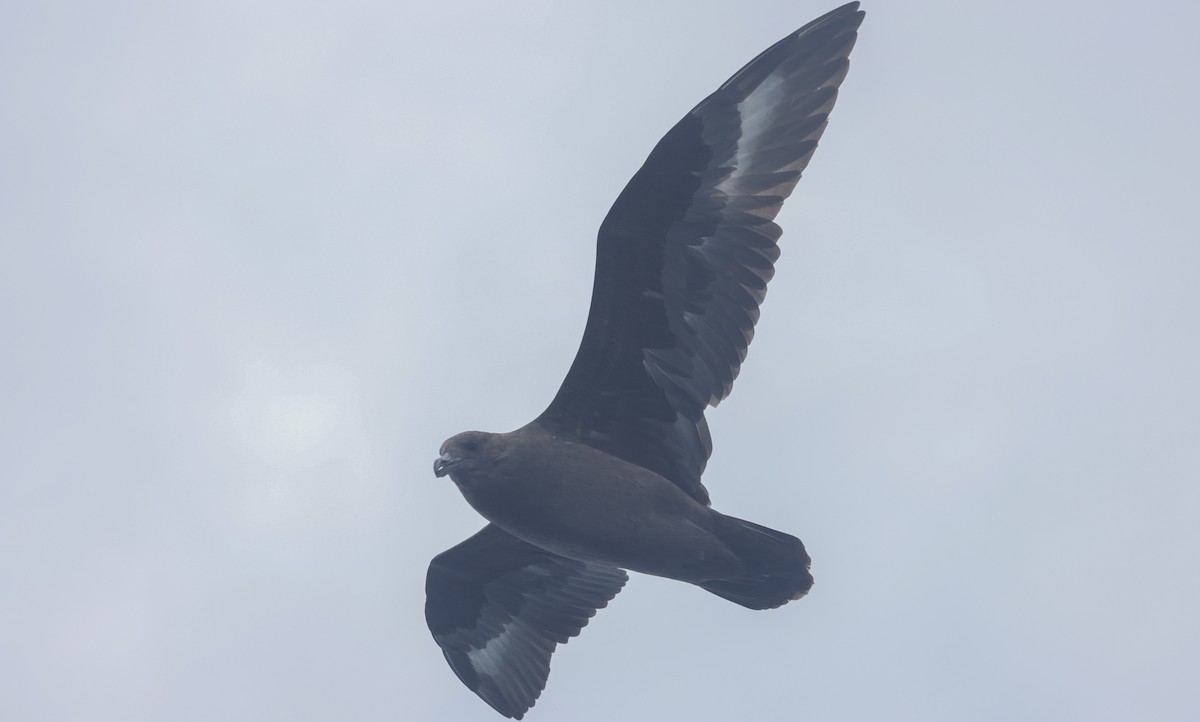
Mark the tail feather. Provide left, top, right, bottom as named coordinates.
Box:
left=698, top=514, right=812, bottom=610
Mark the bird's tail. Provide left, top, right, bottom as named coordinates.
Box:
left=697, top=513, right=813, bottom=610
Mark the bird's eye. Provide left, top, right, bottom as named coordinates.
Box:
left=463, top=439, right=479, bottom=452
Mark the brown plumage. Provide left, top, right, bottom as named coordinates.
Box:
left=425, top=3, right=865, bottom=718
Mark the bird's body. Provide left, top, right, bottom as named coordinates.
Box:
left=438, top=426, right=802, bottom=589
left=424, top=3, right=865, bottom=718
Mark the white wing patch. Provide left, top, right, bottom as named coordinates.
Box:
left=716, top=69, right=788, bottom=195
left=467, top=620, right=520, bottom=678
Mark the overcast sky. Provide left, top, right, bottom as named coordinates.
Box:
left=3, top=1, right=1199, bottom=720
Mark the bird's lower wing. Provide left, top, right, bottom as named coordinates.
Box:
left=425, top=524, right=628, bottom=719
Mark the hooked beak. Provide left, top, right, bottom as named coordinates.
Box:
left=433, top=455, right=461, bottom=478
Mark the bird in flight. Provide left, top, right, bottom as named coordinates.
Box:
left=427, top=3, right=864, bottom=718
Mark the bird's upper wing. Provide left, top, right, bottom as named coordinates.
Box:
left=534, top=3, right=864, bottom=505
left=425, top=524, right=628, bottom=719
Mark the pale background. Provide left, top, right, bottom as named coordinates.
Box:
left=3, top=1, right=1198, bottom=720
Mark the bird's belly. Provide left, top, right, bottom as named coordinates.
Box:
left=515, top=523, right=741, bottom=583
left=464, top=478, right=743, bottom=582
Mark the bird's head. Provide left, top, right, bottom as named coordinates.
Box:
left=434, top=430, right=503, bottom=482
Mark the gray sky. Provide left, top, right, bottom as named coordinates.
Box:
left=3, top=1, right=1199, bottom=720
